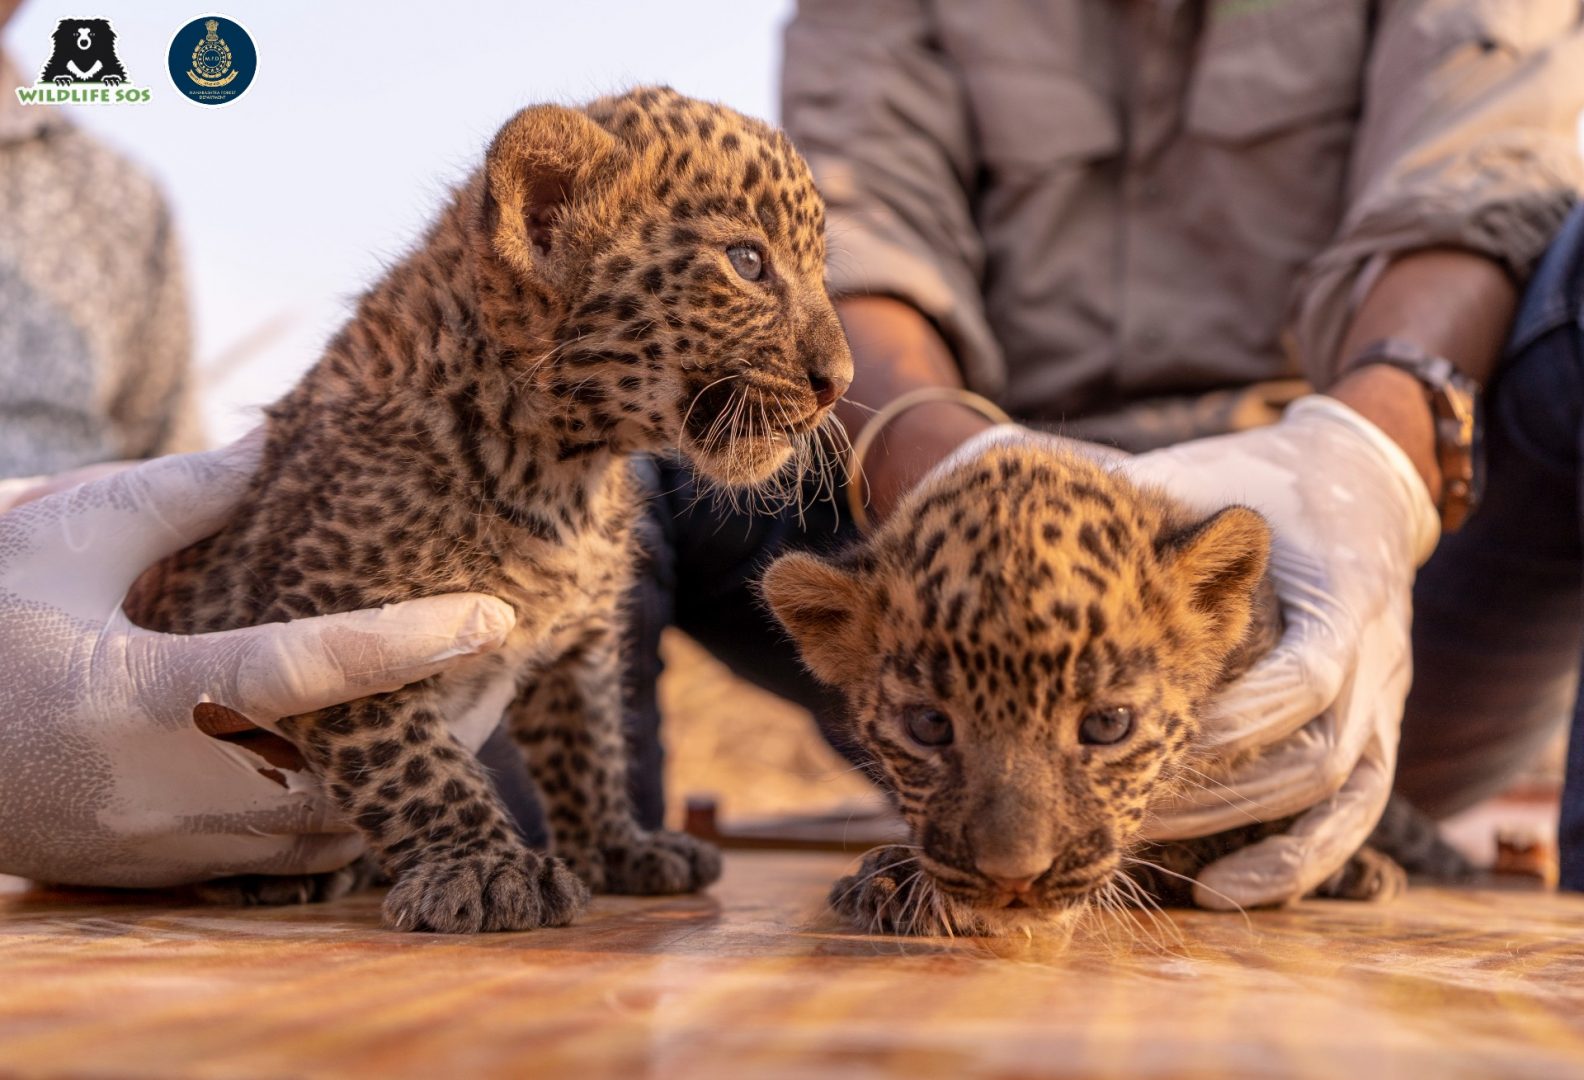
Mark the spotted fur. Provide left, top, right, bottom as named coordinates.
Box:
left=127, top=87, right=853, bottom=933
left=764, top=441, right=1404, bottom=937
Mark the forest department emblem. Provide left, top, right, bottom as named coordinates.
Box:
left=187, top=19, right=236, bottom=87
left=167, top=14, right=257, bottom=106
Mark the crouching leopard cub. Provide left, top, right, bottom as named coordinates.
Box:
left=763, top=439, right=1410, bottom=937
left=127, top=87, right=853, bottom=933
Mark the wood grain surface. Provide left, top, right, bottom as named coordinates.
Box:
left=2, top=853, right=1583, bottom=1079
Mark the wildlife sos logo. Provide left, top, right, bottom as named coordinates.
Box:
left=13, top=18, right=151, bottom=106
left=168, top=15, right=257, bottom=107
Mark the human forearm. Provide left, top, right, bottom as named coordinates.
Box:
left=836, top=296, right=994, bottom=523
left=1325, top=248, right=1516, bottom=506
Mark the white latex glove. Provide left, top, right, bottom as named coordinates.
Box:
left=0, top=460, right=138, bottom=513
left=0, top=436, right=515, bottom=888
left=1121, top=396, right=1439, bottom=908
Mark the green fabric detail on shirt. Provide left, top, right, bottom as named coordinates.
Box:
left=1212, top=0, right=1292, bottom=20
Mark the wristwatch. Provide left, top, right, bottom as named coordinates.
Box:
left=1348, top=338, right=1483, bottom=532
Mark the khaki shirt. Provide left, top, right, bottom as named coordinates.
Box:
left=782, top=0, right=1584, bottom=426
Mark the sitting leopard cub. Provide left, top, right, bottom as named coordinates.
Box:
left=763, top=439, right=1407, bottom=937
left=127, top=87, right=853, bottom=933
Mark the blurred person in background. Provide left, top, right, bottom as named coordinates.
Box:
left=0, top=0, right=199, bottom=482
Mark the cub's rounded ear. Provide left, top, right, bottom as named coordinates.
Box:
left=1158, top=505, right=1272, bottom=659
left=484, top=105, right=623, bottom=283
left=759, top=551, right=873, bottom=687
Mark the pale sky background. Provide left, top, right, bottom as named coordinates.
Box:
left=4, top=0, right=795, bottom=442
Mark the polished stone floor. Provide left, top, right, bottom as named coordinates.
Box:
left=2, top=852, right=1583, bottom=1078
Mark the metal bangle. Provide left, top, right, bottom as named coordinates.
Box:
left=845, top=387, right=1012, bottom=532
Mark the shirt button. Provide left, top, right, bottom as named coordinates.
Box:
left=1136, top=324, right=1165, bottom=352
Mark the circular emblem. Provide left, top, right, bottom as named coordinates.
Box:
left=168, top=14, right=256, bottom=107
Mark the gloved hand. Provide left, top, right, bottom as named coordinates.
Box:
left=0, top=436, right=515, bottom=888
left=0, top=460, right=139, bottom=513
left=1120, top=395, right=1439, bottom=909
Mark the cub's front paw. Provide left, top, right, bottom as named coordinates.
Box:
left=382, top=851, right=590, bottom=933
left=1314, top=845, right=1408, bottom=903
left=555, top=847, right=607, bottom=893
left=602, top=829, right=722, bottom=895
left=829, top=844, right=930, bottom=934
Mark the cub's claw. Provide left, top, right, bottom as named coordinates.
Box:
left=382, top=851, right=589, bottom=933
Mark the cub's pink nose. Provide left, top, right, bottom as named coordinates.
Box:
left=807, top=370, right=847, bottom=409
left=986, top=872, right=1039, bottom=895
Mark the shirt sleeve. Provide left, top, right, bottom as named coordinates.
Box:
left=781, top=0, right=1005, bottom=395
left=1290, top=0, right=1584, bottom=384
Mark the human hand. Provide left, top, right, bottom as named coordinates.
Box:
left=0, top=435, right=515, bottom=888
left=0, top=460, right=138, bottom=513
left=1122, top=396, right=1439, bottom=908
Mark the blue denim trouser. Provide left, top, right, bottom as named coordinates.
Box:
left=1486, top=204, right=1584, bottom=891
left=482, top=208, right=1584, bottom=887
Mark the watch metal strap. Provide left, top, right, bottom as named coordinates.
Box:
left=1347, top=338, right=1480, bottom=532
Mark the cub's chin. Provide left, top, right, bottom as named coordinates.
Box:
left=939, top=893, right=1086, bottom=939
left=682, top=430, right=796, bottom=489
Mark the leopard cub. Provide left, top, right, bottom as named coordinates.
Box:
left=764, top=437, right=1404, bottom=937
left=129, top=87, right=852, bottom=933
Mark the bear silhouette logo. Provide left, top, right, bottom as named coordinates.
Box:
left=38, top=18, right=128, bottom=86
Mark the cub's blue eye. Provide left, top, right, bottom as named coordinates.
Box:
left=903, top=706, right=954, bottom=748
left=1079, top=706, right=1134, bottom=747
left=727, top=244, right=764, bottom=281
